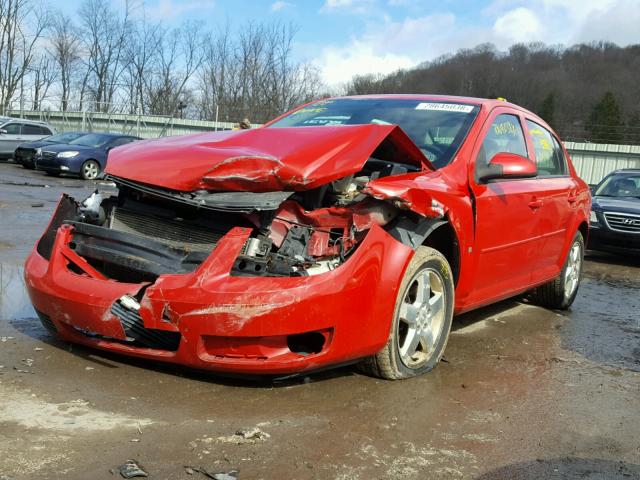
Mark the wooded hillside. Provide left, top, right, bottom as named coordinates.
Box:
left=346, top=42, right=640, bottom=144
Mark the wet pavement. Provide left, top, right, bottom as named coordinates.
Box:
left=0, top=162, right=639, bottom=479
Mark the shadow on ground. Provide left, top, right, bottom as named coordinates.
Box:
left=476, top=457, right=640, bottom=480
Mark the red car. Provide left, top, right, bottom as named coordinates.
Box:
left=24, top=95, right=590, bottom=379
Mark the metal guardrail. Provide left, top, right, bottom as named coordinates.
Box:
left=6, top=110, right=241, bottom=138
left=5, top=111, right=639, bottom=184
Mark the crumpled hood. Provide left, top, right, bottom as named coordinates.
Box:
left=105, top=125, right=432, bottom=192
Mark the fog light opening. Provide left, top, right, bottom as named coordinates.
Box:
left=287, top=331, right=326, bottom=356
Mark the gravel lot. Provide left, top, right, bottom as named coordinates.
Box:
left=1, top=162, right=639, bottom=480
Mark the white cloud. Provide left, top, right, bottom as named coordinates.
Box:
left=145, top=0, right=214, bottom=20
left=270, top=1, right=292, bottom=12
left=315, top=12, right=461, bottom=85
left=321, top=0, right=375, bottom=13
left=318, top=41, right=414, bottom=85
left=493, top=7, right=541, bottom=43
left=312, top=0, right=640, bottom=86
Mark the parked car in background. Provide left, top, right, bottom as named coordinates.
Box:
left=14, top=132, right=89, bottom=169
left=588, top=169, right=640, bottom=255
left=25, top=95, right=590, bottom=380
left=35, top=133, right=141, bottom=180
left=0, top=118, right=56, bottom=159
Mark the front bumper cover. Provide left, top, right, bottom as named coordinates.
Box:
left=25, top=198, right=413, bottom=375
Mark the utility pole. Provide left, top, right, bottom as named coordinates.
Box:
left=20, top=74, right=24, bottom=117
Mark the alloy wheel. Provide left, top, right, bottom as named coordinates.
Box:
left=396, top=268, right=447, bottom=369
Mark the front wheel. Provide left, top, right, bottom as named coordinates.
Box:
left=360, top=246, right=454, bottom=380
left=80, top=160, right=100, bottom=180
left=532, top=231, right=584, bottom=310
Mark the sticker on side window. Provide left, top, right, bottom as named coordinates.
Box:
left=415, top=103, right=474, bottom=113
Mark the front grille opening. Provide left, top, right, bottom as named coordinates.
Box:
left=35, top=309, right=57, bottom=334
left=110, top=207, right=228, bottom=251
left=287, top=331, right=327, bottom=356
left=604, top=212, right=640, bottom=233
left=111, top=301, right=181, bottom=351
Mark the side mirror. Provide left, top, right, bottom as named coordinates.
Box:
left=477, top=152, right=537, bottom=182
left=0, top=129, right=6, bottom=135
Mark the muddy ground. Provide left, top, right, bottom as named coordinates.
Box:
left=0, top=162, right=638, bottom=480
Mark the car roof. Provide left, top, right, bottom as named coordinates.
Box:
left=0, top=117, right=52, bottom=126
left=83, top=132, right=136, bottom=138
left=611, top=168, right=640, bottom=174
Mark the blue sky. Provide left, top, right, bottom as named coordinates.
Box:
left=60, top=0, right=640, bottom=86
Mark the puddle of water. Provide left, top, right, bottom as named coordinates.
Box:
left=0, top=263, right=36, bottom=321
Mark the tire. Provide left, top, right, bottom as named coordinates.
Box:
left=80, top=160, right=100, bottom=180
left=532, top=231, right=584, bottom=310
left=360, top=246, right=455, bottom=380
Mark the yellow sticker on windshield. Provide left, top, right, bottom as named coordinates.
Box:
left=292, top=107, right=327, bottom=115
left=493, top=121, right=518, bottom=136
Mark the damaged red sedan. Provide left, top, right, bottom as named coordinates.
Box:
left=24, top=96, right=590, bottom=379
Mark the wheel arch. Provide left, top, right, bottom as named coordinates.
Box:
left=385, top=215, right=461, bottom=286
left=578, top=220, right=589, bottom=246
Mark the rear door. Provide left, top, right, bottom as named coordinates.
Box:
left=523, top=119, right=578, bottom=280
left=467, top=109, right=548, bottom=305
left=0, top=122, right=25, bottom=156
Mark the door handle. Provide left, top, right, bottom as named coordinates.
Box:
left=528, top=199, right=543, bottom=209
left=568, top=192, right=578, bottom=204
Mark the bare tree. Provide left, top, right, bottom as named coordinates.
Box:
left=197, top=21, right=322, bottom=123
left=77, top=0, right=131, bottom=112
left=48, top=12, right=79, bottom=111
left=123, top=16, right=162, bottom=114
left=30, top=54, right=56, bottom=109
left=146, top=21, right=204, bottom=116
left=0, top=0, right=49, bottom=113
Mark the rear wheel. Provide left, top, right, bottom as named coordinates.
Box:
left=360, top=246, right=454, bottom=380
left=80, top=160, right=100, bottom=180
left=532, top=231, right=584, bottom=310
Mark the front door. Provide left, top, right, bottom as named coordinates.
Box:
left=467, top=110, right=547, bottom=305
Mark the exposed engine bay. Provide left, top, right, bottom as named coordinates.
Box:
left=40, top=150, right=424, bottom=283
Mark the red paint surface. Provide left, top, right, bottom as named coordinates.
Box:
left=25, top=95, right=591, bottom=375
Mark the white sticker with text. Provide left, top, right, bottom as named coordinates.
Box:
left=415, top=103, right=474, bottom=113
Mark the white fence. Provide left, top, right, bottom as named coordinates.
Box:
left=565, top=142, right=640, bottom=185
left=6, top=111, right=639, bottom=184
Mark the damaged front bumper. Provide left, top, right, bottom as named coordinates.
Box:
left=24, top=197, right=413, bottom=375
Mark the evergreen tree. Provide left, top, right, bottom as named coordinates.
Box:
left=538, top=92, right=555, bottom=129
left=586, top=91, right=623, bottom=144
left=624, top=111, right=640, bottom=144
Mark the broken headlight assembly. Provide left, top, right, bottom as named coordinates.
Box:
left=231, top=223, right=359, bottom=278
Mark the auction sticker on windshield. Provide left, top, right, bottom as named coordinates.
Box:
left=415, top=103, right=474, bottom=113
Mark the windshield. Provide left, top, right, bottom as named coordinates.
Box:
left=49, top=132, right=85, bottom=143
left=595, top=173, right=640, bottom=198
left=269, top=98, right=480, bottom=168
left=70, top=133, right=112, bottom=148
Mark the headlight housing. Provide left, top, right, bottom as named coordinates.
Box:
left=590, top=210, right=598, bottom=223
left=57, top=151, right=79, bottom=158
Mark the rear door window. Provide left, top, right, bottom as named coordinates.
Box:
left=23, top=124, right=44, bottom=135
left=478, top=114, right=528, bottom=165
left=525, top=120, right=567, bottom=176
